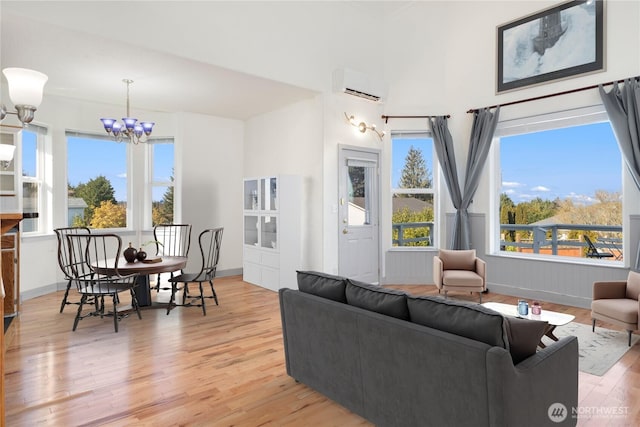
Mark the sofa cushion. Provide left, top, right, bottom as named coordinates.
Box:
left=297, top=270, right=347, bottom=303
left=345, top=280, right=410, bottom=320
left=407, top=296, right=508, bottom=349
left=626, top=270, right=640, bottom=300
left=504, top=317, right=548, bottom=364
left=439, top=249, right=476, bottom=271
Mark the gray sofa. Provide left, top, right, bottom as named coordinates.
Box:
left=279, top=271, right=578, bottom=427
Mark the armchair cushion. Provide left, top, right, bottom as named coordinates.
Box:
left=591, top=299, right=639, bottom=325
left=345, top=279, right=410, bottom=320
left=297, top=270, right=347, bottom=303
left=438, top=249, right=476, bottom=271
left=442, top=270, right=483, bottom=287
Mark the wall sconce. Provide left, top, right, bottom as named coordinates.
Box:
left=0, top=67, right=48, bottom=127
left=344, top=112, right=385, bottom=140
left=0, top=144, right=16, bottom=169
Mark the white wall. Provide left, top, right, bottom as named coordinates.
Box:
left=177, top=112, right=244, bottom=273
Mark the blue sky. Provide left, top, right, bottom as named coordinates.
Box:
left=392, top=121, right=620, bottom=205
left=500, top=121, right=620, bottom=204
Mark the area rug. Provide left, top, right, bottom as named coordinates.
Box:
left=540, top=322, right=639, bottom=376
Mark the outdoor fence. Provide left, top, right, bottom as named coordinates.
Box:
left=392, top=221, right=622, bottom=260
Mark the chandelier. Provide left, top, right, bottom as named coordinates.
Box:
left=100, top=79, right=154, bottom=144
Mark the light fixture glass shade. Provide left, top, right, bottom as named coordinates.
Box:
left=2, top=68, right=48, bottom=108
left=0, top=144, right=16, bottom=162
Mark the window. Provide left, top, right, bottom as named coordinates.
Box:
left=496, top=106, right=622, bottom=261
left=391, top=131, right=436, bottom=247
left=21, top=125, right=47, bottom=233
left=150, top=138, right=175, bottom=226
left=66, top=132, right=128, bottom=229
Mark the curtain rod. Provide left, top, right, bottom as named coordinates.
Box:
left=381, top=114, right=451, bottom=124
left=467, top=75, right=639, bottom=114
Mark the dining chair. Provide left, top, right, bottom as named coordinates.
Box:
left=67, top=233, right=142, bottom=332
left=167, top=227, right=224, bottom=316
left=153, top=223, right=192, bottom=291
left=54, top=226, right=92, bottom=313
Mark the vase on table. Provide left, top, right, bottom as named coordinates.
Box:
left=123, top=243, right=138, bottom=263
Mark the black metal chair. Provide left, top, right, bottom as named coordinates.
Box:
left=67, top=233, right=142, bottom=332
left=167, top=227, right=223, bottom=316
left=584, top=235, right=614, bottom=259
left=54, top=226, right=91, bottom=313
left=152, top=224, right=192, bottom=291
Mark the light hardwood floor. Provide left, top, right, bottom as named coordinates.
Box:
left=3, top=277, right=640, bottom=426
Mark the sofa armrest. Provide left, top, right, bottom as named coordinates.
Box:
left=486, top=336, right=578, bottom=427
left=475, top=257, right=486, bottom=284
left=433, top=256, right=443, bottom=288
left=593, top=280, right=627, bottom=300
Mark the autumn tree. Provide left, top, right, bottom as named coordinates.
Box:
left=392, top=206, right=434, bottom=246
left=152, top=184, right=174, bottom=226
left=500, top=193, right=516, bottom=242
left=90, top=200, right=126, bottom=229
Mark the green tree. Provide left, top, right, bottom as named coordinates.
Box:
left=392, top=206, right=434, bottom=246
left=72, top=175, right=117, bottom=225
left=399, top=146, right=431, bottom=190
left=499, top=193, right=516, bottom=243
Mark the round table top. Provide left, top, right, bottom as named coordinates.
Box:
left=106, top=256, right=188, bottom=276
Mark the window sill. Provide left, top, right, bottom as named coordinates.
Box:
left=388, top=246, right=438, bottom=252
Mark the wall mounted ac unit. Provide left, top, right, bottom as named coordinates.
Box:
left=332, top=68, right=386, bottom=103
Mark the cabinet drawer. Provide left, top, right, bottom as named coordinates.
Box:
left=261, top=251, right=280, bottom=268
left=261, top=267, right=280, bottom=291
left=243, top=246, right=261, bottom=263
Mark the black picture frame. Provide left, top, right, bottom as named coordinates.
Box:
left=497, top=0, right=604, bottom=93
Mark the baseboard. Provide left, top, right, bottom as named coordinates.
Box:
left=487, top=282, right=591, bottom=309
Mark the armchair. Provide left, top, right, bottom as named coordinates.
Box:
left=591, top=270, right=640, bottom=346
left=433, top=249, right=486, bottom=302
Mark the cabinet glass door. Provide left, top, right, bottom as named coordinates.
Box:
left=261, top=215, right=278, bottom=249
left=261, top=177, right=277, bottom=211
left=244, top=215, right=259, bottom=245
left=244, top=179, right=258, bottom=210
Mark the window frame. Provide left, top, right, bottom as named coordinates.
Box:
left=147, top=137, right=175, bottom=228
left=65, top=130, right=131, bottom=230
left=390, top=130, right=438, bottom=249
left=20, top=124, right=49, bottom=235
left=490, top=105, right=624, bottom=264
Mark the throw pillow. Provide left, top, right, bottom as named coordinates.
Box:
left=345, top=279, right=410, bottom=320
left=296, top=270, right=347, bottom=303
left=504, top=316, right=549, bottom=364
left=407, top=296, right=509, bottom=349
left=438, top=249, right=476, bottom=271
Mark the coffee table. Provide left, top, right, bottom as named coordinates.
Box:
left=482, top=301, right=575, bottom=347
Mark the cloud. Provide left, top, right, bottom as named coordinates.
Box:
left=502, top=181, right=524, bottom=188
left=504, top=189, right=515, bottom=195
left=531, top=185, right=550, bottom=192
left=117, top=172, right=127, bottom=179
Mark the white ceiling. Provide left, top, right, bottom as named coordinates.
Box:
left=0, top=5, right=320, bottom=120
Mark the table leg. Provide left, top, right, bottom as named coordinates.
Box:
left=134, top=274, right=152, bottom=307
left=545, top=325, right=559, bottom=341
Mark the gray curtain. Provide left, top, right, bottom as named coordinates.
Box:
left=430, top=107, right=500, bottom=250
left=599, top=78, right=640, bottom=190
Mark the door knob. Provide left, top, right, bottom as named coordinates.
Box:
left=342, top=229, right=348, bottom=234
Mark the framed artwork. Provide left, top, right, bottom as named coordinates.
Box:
left=497, top=0, right=604, bottom=93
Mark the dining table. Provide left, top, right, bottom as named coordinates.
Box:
left=102, top=256, right=188, bottom=307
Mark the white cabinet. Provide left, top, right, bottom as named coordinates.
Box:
left=243, top=175, right=301, bottom=291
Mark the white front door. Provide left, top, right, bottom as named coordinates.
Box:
left=338, top=147, right=380, bottom=284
